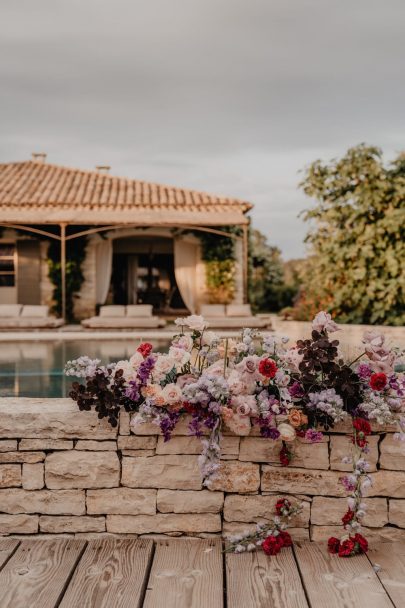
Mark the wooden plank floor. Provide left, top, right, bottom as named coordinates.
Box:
left=0, top=537, right=403, bottom=608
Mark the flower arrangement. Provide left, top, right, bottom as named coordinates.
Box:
left=66, top=311, right=405, bottom=556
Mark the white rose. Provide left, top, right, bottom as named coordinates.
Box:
left=161, top=383, right=183, bottom=405
left=202, top=331, right=219, bottom=346
left=129, top=352, right=144, bottom=368
left=225, top=412, right=251, bottom=436
left=153, top=355, right=176, bottom=380
left=277, top=422, right=296, bottom=442
left=174, top=335, right=193, bottom=351
left=115, top=360, right=136, bottom=382
left=184, top=315, right=207, bottom=331
left=169, top=346, right=191, bottom=366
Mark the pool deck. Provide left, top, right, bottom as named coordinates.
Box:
left=0, top=537, right=403, bottom=607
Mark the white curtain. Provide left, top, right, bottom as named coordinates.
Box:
left=95, top=238, right=113, bottom=304
left=174, top=238, right=198, bottom=313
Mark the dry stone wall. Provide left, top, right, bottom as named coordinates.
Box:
left=0, top=398, right=405, bottom=542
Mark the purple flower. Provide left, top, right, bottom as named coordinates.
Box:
left=137, top=355, right=156, bottom=383
left=305, top=428, right=324, bottom=443
left=341, top=475, right=357, bottom=492
left=159, top=411, right=180, bottom=442
left=125, top=380, right=140, bottom=401
left=289, top=381, right=304, bottom=398
left=357, top=363, right=372, bottom=379
left=189, top=413, right=203, bottom=438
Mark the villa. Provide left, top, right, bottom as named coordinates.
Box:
left=0, top=155, right=251, bottom=320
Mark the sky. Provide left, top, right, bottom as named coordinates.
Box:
left=0, top=0, right=404, bottom=259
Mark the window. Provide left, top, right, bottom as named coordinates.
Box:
left=0, top=244, right=16, bottom=287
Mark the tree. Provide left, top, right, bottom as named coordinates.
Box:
left=250, top=229, right=298, bottom=311
left=299, top=144, right=405, bottom=325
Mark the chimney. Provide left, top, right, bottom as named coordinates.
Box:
left=95, top=165, right=111, bottom=174
left=31, top=152, right=47, bottom=163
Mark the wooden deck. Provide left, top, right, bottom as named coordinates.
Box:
left=0, top=538, right=404, bottom=607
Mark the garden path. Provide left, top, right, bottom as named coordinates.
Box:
left=0, top=537, right=403, bottom=607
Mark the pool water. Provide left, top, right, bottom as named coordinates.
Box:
left=0, top=339, right=171, bottom=398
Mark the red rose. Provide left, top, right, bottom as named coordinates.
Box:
left=353, top=533, right=368, bottom=554
left=278, top=531, right=293, bottom=547
left=137, top=342, right=153, bottom=358
left=369, top=373, right=387, bottom=391
left=352, top=418, right=371, bottom=435
left=262, top=534, right=284, bottom=556
left=328, top=537, right=340, bottom=554
left=338, top=538, right=355, bottom=557
left=275, top=498, right=291, bottom=516
left=259, top=358, right=278, bottom=379
left=342, top=509, right=355, bottom=526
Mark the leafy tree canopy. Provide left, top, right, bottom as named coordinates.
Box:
left=299, top=144, right=405, bottom=325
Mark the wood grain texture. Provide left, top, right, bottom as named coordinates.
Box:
left=294, top=541, right=393, bottom=608
left=60, top=539, right=154, bottom=608
left=0, top=539, right=20, bottom=570
left=367, top=542, right=405, bottom=607
left=0, top=539, right=85, bottom=608
left=143, top=538, right=223, bottom=608
left=226, top=548, right=308, bottom=608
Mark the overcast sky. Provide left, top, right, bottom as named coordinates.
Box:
left=1, top=0, right=404, bottom=258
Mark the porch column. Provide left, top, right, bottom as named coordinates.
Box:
left=60, top=223, right=67, bottom=320
left=242, top=224, right=249, bottom=303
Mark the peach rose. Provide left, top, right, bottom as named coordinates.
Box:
left=288, top=409, right=308, bottom=428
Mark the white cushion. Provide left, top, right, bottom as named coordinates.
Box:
left=126, top=305, right=153, bottom=317
left=0, top=304, right=22, bottom=317
left=226, top=304, right=252, bottom=317
left=200, top=304, right=226, bottom=317
left=20, top=305, right=49, bottom=318
left=99, top=305, right=126, bottom=318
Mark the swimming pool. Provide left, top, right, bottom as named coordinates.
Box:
left=0, top=339, right=171, bottom=398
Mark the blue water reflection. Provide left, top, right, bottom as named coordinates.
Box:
left=0, top=339, right=171, bottom=398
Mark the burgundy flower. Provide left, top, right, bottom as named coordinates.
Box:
left=275, top=498, right=291, bottom=516
left=369, top=373, right=387, bottom=391
left=278, top=531, right=293, bottom=547
left=328, top=537, right=340, bottom=554
left=342, top=509, right=355, bottom=526
left=279, top=444, right=291, bottom=467
left=137, top=342, right=153, bottom=358
left=262, top=535, right=284, bottom=556
left=259, top=358, right=278, bottom=379
left=338, top=538, right=355, bottom=557
left=353, top=533, right=368, bottom=554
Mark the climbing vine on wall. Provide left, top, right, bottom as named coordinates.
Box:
left=47, top=237, right=88, bottom=320
left=198, top=226, right=241, bottom=304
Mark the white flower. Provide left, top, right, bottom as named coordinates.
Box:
left=202, top=331, right=219, bottom=346
left=275, top=369, right=290, bottom=387
left=225, top=412, right=251, bottom=436
left=173, top=335, right=194, bottom=351
left=277, top=422, right=296, bottom=442
left=232, top=394, right=258, bottom=416
left=153, top=355, right=176, bottom=380
left=312, top=311, right=340, bottom=333
left=115, top=360, right=136, bottom=382
left=169, top=346, right=191, bottom=366
left=184, top=315, right=207, bottom=331
left=129, top=352, right=144, bottom=368
left=161, top=383, right=183, bottom=405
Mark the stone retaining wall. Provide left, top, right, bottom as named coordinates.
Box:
left=1, top=398, right=405, bottom=541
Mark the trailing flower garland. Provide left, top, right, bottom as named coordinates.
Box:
left=66, top=311, right=405, bottom=556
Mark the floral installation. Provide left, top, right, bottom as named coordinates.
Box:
left=66, top=311, right=405, bottom=556
left=225, top=498, right=303, bottom=555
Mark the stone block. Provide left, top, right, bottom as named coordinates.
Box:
left=209, top=461, right=260, bottom=493
left=22, top=463, right=44, bottom=490
left=119, top=411, right=130, bottom=435
left=380, top=434, right=405, bottom=470
left=157, top=490, right=224, bottom=514
left=311, top=497, right=388, bottom=527
left=224, top=494, right=309, bottom=526
left=0, top=398, right=117, bottom=439
left=368, top=471, right=405, bottom=497
left=261, top=466, right=346, bottom=496
left=0, top=465, right=21, bottom=488
left=131, top=416, right=207, bottom=437
left=122, top=450, right=155, bottom=457
left=40, top=516, right=106, bottom=533
left=106, top=513, right=221, bottom=534
left=0, top=452, right=45, bottom=464
left=156, top=436, right=204, bottom=455
left=19, top=439, right=74, bottom=451
left=45, top=451, right=120, bottom=489
left=121, top=456, right=202, bottom=490
left=0, top=489, right=85, bottom=515
left=330, top=435, right=379, bottom=472
left=87, top=488, right=156, bottom=515
left=0, top=514, right=38, bottom=535
left=75, top=441, right=117, bottom=451
left=0, top=440, right=17, bottom=452
left=239, top=437, right=329, bottom=469
left=118, top=436, right=157, bottom=450
left=388, top=500, right=405, bottom=527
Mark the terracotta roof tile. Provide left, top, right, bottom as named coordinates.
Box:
left=0, top=161, right=252, bottom=214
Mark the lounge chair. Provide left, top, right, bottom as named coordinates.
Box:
left=200, top=304, right=271, bottom=329
left=81, top=305, right=166, bottom=329
left=0, top=305, right=64, bottom=328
